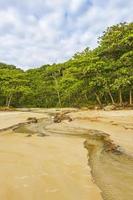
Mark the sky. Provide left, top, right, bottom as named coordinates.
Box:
left=0, top=0, right=132, bottom=69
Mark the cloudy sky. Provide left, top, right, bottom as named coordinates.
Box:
left=0, top=0, right=132, bottom=69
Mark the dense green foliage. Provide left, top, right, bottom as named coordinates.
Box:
left=0, top=22, right=133, bottom=108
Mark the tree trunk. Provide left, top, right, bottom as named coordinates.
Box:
left=129, top=90, right=132, bottom=105
left=6, top=96, right=9, bottom=107
left=6, top=94, right=13, bottom=107
left=108, top=90, right=115, bottom=104
left=56, top=90, right=62, bottom=108
left=119, top=90, right=123, bottom=105
left=52, top=75, right=62, bottom=108
left=85, top=93, right=88, bottom=102
left=95, top=93, right=102, bottom=108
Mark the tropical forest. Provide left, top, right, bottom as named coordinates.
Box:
left=0, top=22, right=133, bottom=108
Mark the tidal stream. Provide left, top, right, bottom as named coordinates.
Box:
left=84, top=132, right=133, bottom=200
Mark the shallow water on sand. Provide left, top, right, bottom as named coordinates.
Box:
left=85, top=136, right=133, bottom=200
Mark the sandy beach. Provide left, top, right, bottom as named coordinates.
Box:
left=0, top=109, right=133, bottom=200
left=0, top=110, right=102, bottom=200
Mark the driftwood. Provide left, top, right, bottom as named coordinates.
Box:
left=53, top=112, right=72, bottom=123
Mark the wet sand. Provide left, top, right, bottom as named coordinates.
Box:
left=84, top=132, right=133, bottom=200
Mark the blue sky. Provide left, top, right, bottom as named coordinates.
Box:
left=0, top=0, right=132, bottom=69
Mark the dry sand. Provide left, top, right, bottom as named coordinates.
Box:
left=0, top=111, right=46, bottom=129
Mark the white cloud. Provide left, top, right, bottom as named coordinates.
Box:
left=0, top=0, right=132, bottom=69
